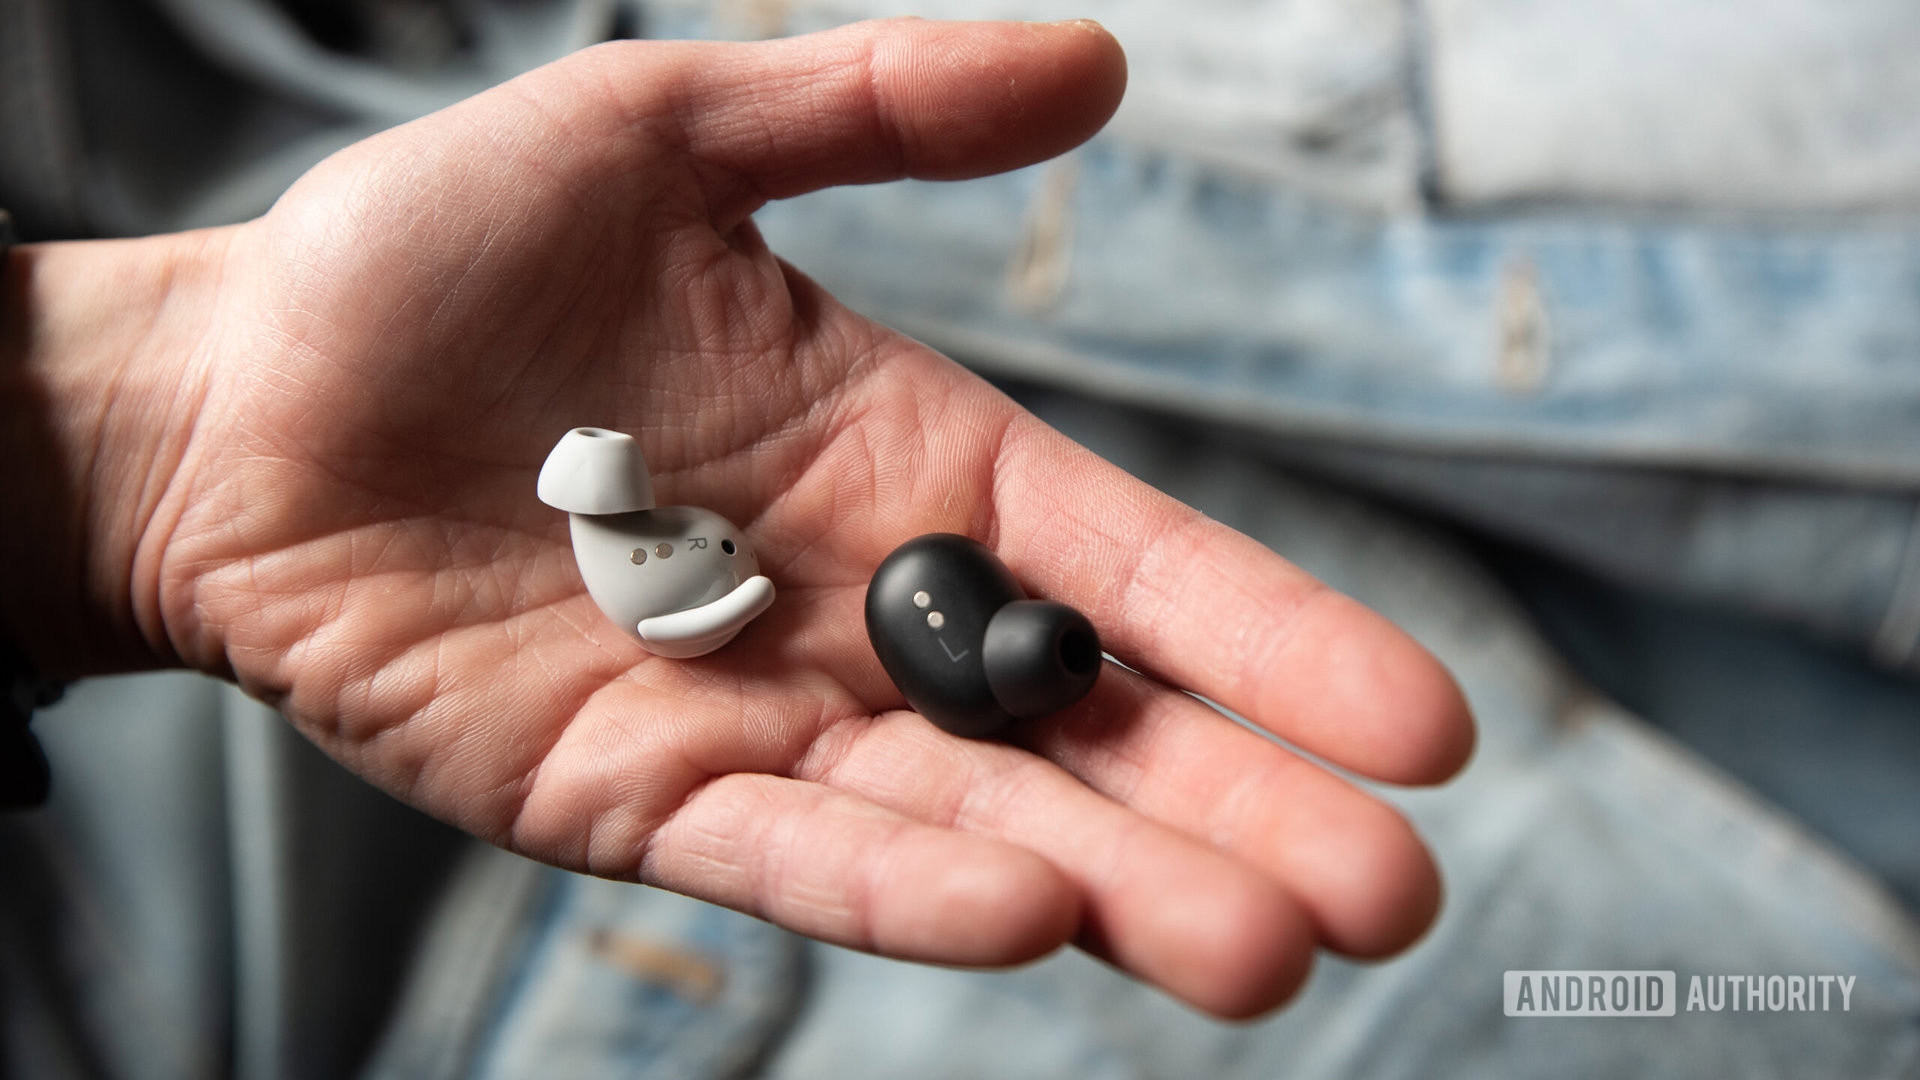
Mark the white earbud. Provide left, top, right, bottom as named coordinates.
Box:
left=537, top=427, right=774, bottom=657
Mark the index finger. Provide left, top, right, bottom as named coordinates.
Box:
left=984, top=410, right=1475, bottom=785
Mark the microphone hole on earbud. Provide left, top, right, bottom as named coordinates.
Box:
left=721, top=539, right=736, bottom=555
left=1058, top=626, right=1099, bottom=675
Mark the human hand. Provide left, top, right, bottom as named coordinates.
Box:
left=6, top=19, right=1472, bottom=1017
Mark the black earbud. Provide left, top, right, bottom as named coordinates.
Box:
left=865, top=533, right=1101, bottom=737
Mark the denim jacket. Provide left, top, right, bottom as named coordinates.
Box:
left=4, top=2, right=1918, bottom=1077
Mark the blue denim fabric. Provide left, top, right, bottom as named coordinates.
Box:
left=1239, top=447, right=1920, bottom=667
left=6, top=1, right=1920, bottom=1077
left=0, top=675, right=470, bottom=1080
left=757, top=151, right=1920, bottom=477
left=0, top=675, right=234, bottom=1080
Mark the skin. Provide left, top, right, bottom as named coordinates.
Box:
left=0, top=19, right=1474, bottom=1018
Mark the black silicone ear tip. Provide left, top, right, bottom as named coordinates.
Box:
left=982, top=600, right=1102, bottom=720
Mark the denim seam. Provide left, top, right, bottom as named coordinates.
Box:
left=899, top=317, right=1920, bottom=486
left=1400, top=0, right=1443, bottom=206
left=1577, top=699, right=1920, bottom=963
left=1869, top=500, right=1920, bottom=670
left=362, top=849, right=552, bottom=1080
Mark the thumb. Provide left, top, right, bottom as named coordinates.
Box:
left=571, top=18, right=1127, bottom=209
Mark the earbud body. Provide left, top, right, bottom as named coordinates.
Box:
left=865, top=533, right=1101, bottom=737
left=538, top=428, right=774, bottom=658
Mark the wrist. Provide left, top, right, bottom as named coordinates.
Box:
left=0, top=227, right=235, bottom=679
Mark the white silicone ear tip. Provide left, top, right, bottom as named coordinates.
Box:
left=537, top=427, right=656, bottom=515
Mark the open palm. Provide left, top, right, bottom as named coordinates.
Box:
left=151, top=20, right=1473, bottom=1017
